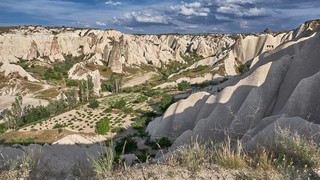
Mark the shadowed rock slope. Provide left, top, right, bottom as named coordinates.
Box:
left=147, top=20, right=320, bottom=150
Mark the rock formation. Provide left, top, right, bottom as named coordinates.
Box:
left=147, top=20, right=320, bottom=151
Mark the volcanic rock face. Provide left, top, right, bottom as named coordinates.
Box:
left=147, top=20, right=320, bottom=150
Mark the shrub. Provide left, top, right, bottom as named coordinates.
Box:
left=134, top=95, right=148, bottom=103
left=143, top=89, right=159, bottom=97
left=115, top=136, right=138, bottom=154
left=274, top=128, right=320, bottom=169
left=112, top=99, right=126, bottom=110
left=150, top=137, right=172, bottom=149
left=177, top=81, right=190, bottom=91
left=95, top=117, right=111, bottom=135
left=104, top=108, right=112, bottom=113
left=0, top=123, right=7, bottom=134
left=111, top=127, right=125, bottom=133
left=214, top=137, right=247, bottom=169
left=176, top=139, right=211, bottom=172
left=88, top=100, right=99, bottom=109
left=66, top=79, right=79, bottom=87
left=159, top=93, right=173, bottom=111
left=53, top=123, right=65, bottom=129
left=238, top=64, right=250, bottom=74
left=90, top=141, right=115, bottom=178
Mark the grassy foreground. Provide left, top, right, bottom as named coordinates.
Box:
left=1, top=128, right=320, bottom=179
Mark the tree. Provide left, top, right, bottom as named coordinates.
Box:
left=66, top=88, right=77, bottom=108
left=107, top=73, right=124, bottom=93
left=5, top=96, right=23, bottom=130
left=87, top=75, right=94, bottom=99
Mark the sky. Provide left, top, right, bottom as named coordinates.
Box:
left=0, top=0, right=319, bottom=34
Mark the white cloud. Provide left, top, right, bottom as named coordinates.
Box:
left=171, top=2, right=210, bottom=16
left=96, top=21, right=107, bottom=26
left=217, top=4, right=268, bottom=17
left=113, top=11, right=169, bottom=25
left=105, top=0, right=122, bottom=6
left=125, top=26, right=144, bottom=32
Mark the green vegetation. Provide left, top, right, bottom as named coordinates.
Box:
left=177, top=81, right=190, bottom=91
left=111, top=99, right=126, bottom=110
left=22, top=105, right=51, bottom=124
left=95, top=117, right=110, bottom=135
left=44, top=68, right=63, bottom=80
left=150, top=137, right=172, bottom=149
left=88, top=100, right=99, bottom=109
left=238, top=64, right=250, bottom=74
left=0, top=123, right=7, bottom=134
left=115, top=136, right=138, bottom=154
left=53, top=123, right=65, bottom=129
left=44, top=54, right=85, bottom=80
left=171, top=65, right=211, bottom=81
left=159, top=93, right=173, bottom=111
left=66, top=79, right=79, bottom=87
left=181, top=52, right=204, bottom=65
left=160, top=61, right=187, bottom=80
left=133, top=95, right=148, bottom=103
left=102, top=73, right=124, bottom=93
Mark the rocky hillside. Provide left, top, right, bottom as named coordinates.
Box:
left=0, top=24, right=295, bottom=99
left=147, top=20, right=320, bottom=151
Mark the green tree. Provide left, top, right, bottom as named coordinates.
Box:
left=66, top=88, right=77, bottom=108
left=107, top=73, right=124, bottom=93
left=87, top=75, right=94, bottom=99
left=159, top=93, right=173, bottom=111
left=5, top=96, right=23, bottom=130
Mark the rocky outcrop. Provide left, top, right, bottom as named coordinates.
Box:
left=0, top=27, right=235, bottom=72
left=107, top=40, right=123, bottom=73
left=0, top=135, right=105, bottom=178
left=147, top=20, right=320, bottom=150
left=27, top=40, right=39, bottom=60
left=68, top=63, right=101, bottom=95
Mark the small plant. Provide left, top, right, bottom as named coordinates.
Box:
left=176, top=138, right=211, bottom=172
left=115, top=136, right=138, bottom=154
left=238, top=64, right=250, bottom=74
left=53, top=123, right=65, bottom=129
left=112, top=99, right=126, bottom=110
left=134, top=95, right=148, bottom=103
left=88, top=100, right=99, bottom=109
left=95, top=117, right=111, bottom=135
left=214, top=137, right=247, bottom=169
left=177, top=81, right=190, bottom=91
left=159, top=93, right=173, bottom=111
left=90, top=141, right=115, bottom=178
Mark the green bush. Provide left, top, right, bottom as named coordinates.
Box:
left=96, top=117, right=111, bottom=135
left=178, top=81, right=190, bottom=91
left=53, top=123, right=65, bottom=129
left=22, top=105, right=51, bottom=124
left=66, top=79, right=79, bottom=87
left=159, top=93, right=173, bottom=111
left=115, top=136, right=138, bottom=154
left=44, top=68, right=63, bottom=80
left=238, top=64, right=250, bottom=74
left=134, top=95, right=148, bottom=103
left=151, top=137, right=172, bottom=149
left=0, top=123, right=7, bottom=134
left=112, top=99, right=126, bottom=110
left=143, top=89, right=159, bottom=97
left=88, top=100, right=99, bottom=109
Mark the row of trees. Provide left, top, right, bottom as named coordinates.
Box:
left=2, top=76, right=96, bottom=131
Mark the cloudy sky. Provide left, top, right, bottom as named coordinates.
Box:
left=0, top=0, right=319, bottom=34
